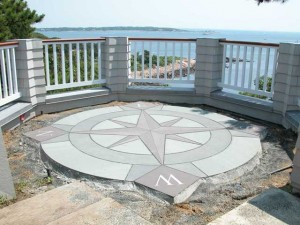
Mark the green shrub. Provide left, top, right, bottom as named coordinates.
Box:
left=240, top=76, right=272, bottom=100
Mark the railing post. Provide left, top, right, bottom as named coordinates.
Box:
left=291, top=131, right=300, bottom=194
left=0, top=129, right=15, bottom=199
left=103, top=37, right=129, bottom=93
left=273, top=43, right=300, bottom=194
left=15, top=39, right=46, bottom=106
left=273, top=43, right=300, bottom=115
left=194, top=38, right=224, bottom=95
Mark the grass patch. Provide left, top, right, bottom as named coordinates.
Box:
left=15, top=180, right=29, bottom=194
left=35, top=177, right=53, bottom=187
left=0, top=195, right=9, bottom=207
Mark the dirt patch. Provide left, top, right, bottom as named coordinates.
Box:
left=1, top=101, right=298, bottom=224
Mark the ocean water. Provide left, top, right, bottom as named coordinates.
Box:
left=39, top=29, right=300, bottom=44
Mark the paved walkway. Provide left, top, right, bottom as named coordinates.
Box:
left=208, top=188, right=300, bottom=225
left=25, top=102, right=262, bottom=202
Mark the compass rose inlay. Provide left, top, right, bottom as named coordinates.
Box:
left=25, top=102, right=263, bottom=203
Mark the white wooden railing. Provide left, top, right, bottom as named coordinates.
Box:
left=129, top=38, right=196, bottom=86
left=0, top=42, right=20, bottom=107
left=219, top=40, right=279, bottom=98
left=43, top=38, right=106, bottom=91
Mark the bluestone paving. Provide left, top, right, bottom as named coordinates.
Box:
left=26, top=102, right=263, bottom=203
left=125, top=165, right=159, bottom=181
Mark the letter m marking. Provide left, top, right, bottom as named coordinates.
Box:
left=155, top=174, right=183, bottom=186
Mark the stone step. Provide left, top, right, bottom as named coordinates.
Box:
left=48, top=197, right=152, bottom=225
left=0, top=182, right=104, bottom=225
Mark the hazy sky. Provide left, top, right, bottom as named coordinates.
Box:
left=26, top=0, right=300, bottom=32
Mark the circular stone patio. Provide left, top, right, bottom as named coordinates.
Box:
left=25, top=102, right=262, bottom=203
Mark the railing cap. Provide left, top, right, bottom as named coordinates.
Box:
left=220, top=40, right=279, bottom=47
left=129, top=37, right=196, bottom=42
left=0, top=41, right=19, bottom=47
left=43, top=38, right=106, bottom=43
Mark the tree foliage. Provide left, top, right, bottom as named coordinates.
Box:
left=0, top=0, right=44, bottom=41
left=255, top=0, right=288, bottom=5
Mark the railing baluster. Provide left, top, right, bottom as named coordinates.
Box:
left=69, top=43, right=73, bottom=83
left=187, top=42, right=191, bottom=80
left=149, top=42, right=152, bottom=79
left=164, top=42, right=167, bottom=80
left=228, top=45, right=234, bottom=85
left=5, top=49, right=13, bottom=96
left=141, top=42, right=145, bottom=79
left=53, top=44, right=58, bottom=85
left=84, top=43, right=88, bottom=81
left=180, top=42, right=183, bottom=80
left=263, top=48, right=270, bottom=92
left=255, top=47, right=262, bottom=91
left=91, top=43, right=95, bottom=81
left=234, top=45, right=240, bottom=86
left=76, top=43, right=80, bottom=82
left=221, top=44, right=227, bottom=83
left=45, top=44, right=50, bottom=86
left=98, top=42, right=101, bottom=80
left=271, top=49, right=278, bottom=94
left=61, top=44, right=66, bottom=84
left=0, top=49, right=8, bottom=98
left=10, top=48, right=18, bottom=93
left=172, top=42, right=175, bottom=80
left=157, top=42, right=160, bottom=79
left=0, top=72, right=2, bottom=99
left=42, top=39, right=106, bottom=91
left=218, top=41, right=278, bottom=99
left=248, top=47, right=255, bottom=89
left=241, top=46, right=247, bottom=88
left=134, top=42, right=137, bottom=79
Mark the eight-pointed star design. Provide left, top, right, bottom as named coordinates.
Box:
left=79, top=110, right=209, bottom=164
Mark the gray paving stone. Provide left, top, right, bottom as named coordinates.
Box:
left=54, top=106, right=123, bottom=126
left=146, top=109, right=224, bottom=129
left=172, top=118, right=204, bottom=128
left=42, top=141, right=132, bottom=180
left=177, top=131, right=211, bottom=144
left=167, top=163, right=207, bottom=178
left=162, top=105, right=207, bottom=116
left=24, top=126, right=66, bottom=142
left=71, top=110, right=141, bottom=132
left=92, top=120, right=124, bottom=130
left=111, top=139, right=152, bottom=155
left=193, top=137, right=261, bottom=176
left=90, top=134, right=126, bottom=147
left=201, top=113, right=237, bottom=123
left=51, top=124, right=74, bottom=132
left=135, top=166, right=200, bottom=198
left=125, top=165, right=159, bottom=181
left=69, top=133, right=160, bottom=165
left=150, top=115, right=180, bottom=124
left=42, top=134, right=70, bottom=144
left=112, top=115, right=140, bottom=124
left=165, top=139, right=200, bottom=154
left=125, top=102, right=160, bottom=110
left=164, top=129, right=232, bottom=164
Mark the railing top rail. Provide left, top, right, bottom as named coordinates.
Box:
left=0, top=41, right=19, bottom=47
left=129, top=37, right=197, bottom=42
left=43, top=38, right=106, bottom=44
left=220, top=40, right=279, bottom=48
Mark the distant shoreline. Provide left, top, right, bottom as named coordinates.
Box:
left=37, top=26, right=186, bottom=32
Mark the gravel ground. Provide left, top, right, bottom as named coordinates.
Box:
left=1, top=101, right=298, bottom=224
